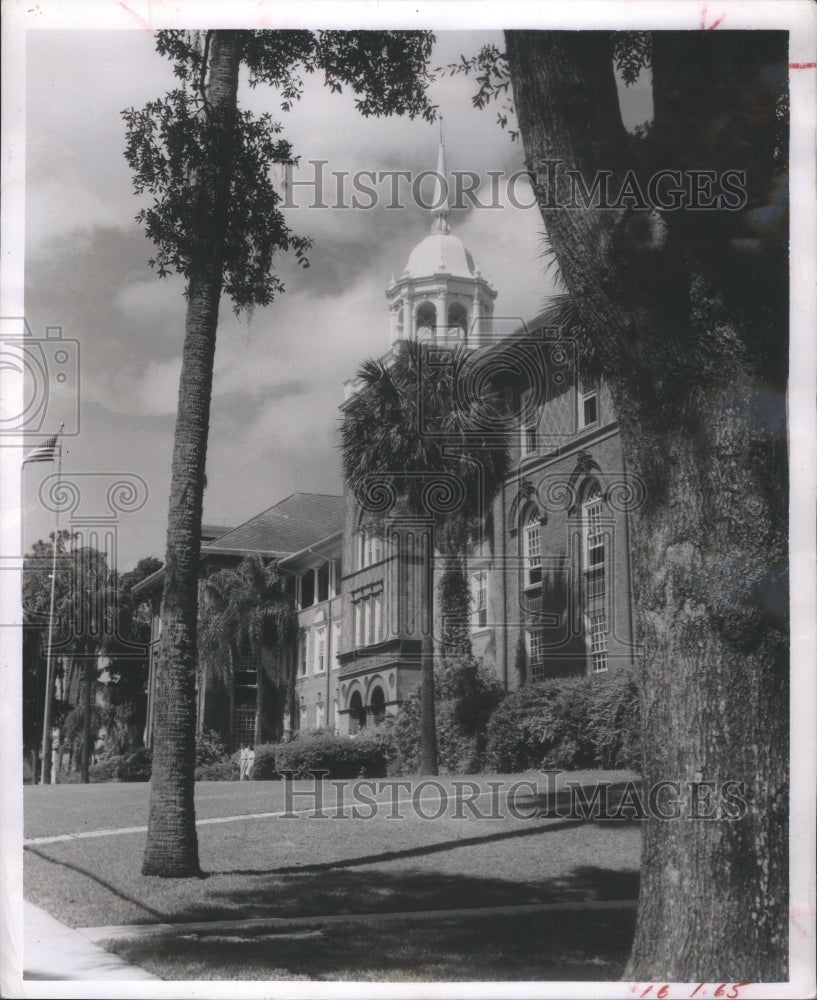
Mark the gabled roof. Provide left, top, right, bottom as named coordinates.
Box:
left=201, top=524, right=234, bottom=542
left=200, top=493, right=345, bottom=558
left=132, top=493, right=346, bottom=596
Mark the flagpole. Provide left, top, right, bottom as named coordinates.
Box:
left=38, top=424, right=64, bottom=785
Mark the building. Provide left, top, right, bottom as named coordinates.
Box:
left=138, top=139, right=637, bottom=750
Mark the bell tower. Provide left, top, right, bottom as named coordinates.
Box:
left=386, top=123, right=497, bottom=346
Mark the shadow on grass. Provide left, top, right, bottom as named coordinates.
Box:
left=27, top=815, right=639, bottom=927
left=166, top=860, right=640, bottom=925
left=25, top=845, right=167, bottom=921
left=215, top=816, right=591, bottom=876
left=103, top=905, right=639, bottom=981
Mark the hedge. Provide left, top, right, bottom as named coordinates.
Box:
left=248, top=729, right=394, bottom=780
left=484, top=668, right=641, bottom=773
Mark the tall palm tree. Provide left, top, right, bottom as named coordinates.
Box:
left=341, top=337, right=511, bottom=774
left=127, top=28, right=435, bottom=877
left=198, top=555, right=297, bottom=747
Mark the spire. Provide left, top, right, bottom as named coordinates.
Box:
left=430, top=117, right=451, bottom=235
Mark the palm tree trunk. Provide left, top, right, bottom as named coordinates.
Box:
left=254, top=652, right=264, bottom=746
left=142, top=31, right=241, bottom=878
left=81, top=658, right=92, bottom=783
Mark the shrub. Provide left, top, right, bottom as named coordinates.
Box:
left=89, top=754, right=122, bottom=782
left=484, top=669, right=641, bottom=773
left=250, top=743, right=279, bottom=780
left=273, top=729, right=392, bottom=779
left=116, top=747, right=152, bottom=782
left=196, top=727, right=229, bottom=766
left=195, top=758, right=239, bottom=781
left=391, top=656, right=503, bottom=775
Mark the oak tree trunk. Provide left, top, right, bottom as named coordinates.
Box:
left=505, top=30, right=788, bottom=981
left=142, top=32, right=241, bottom=877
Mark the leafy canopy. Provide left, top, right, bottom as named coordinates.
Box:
left=123, top=29, right=436, bottom=312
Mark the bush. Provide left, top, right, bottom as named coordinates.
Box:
left=250, top=743, right=279, bottom=780
left=391, top=656, right=504, bottom=775
left=89, top=754, right=121, bottom=782
left=116, top=747, right=152, bottom=782
left=484, top=669, right=641, bottom=773
left=196, top=727, right=229, bottom=766
left=272, top=729, right=392, bottom=779
left=195, top=757, right=239, bottom=781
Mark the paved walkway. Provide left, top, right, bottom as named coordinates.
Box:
left=23, top=901, right=160, bottom=981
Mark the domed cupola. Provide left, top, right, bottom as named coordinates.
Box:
left=386, top=124, right=497, bottom=345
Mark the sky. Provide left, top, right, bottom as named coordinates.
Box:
left=16, top=24, right=654, bottom=573
left=16, top=28, right=557, bottom=571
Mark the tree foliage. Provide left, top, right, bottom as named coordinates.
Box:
left=123, top=30, right=436, bottom=311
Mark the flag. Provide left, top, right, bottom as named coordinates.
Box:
left=23, top=435, right=59, bottom=464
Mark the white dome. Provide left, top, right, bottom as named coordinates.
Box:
left=405, top=232, right=476, bottom=280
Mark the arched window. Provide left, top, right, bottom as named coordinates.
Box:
left=524, top=511, right=542, bottom=587
left=447, top=302, right=468, bottom=336
left=581, top=483, right=608, bottom=672
left=416, top=302, right=436, bottom=336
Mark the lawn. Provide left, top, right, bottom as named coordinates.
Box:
left=24, top=772, right=641, bottom=981
left=101, top=908, right=638, bottom=981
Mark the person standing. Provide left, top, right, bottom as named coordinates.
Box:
left=246, top=744, right=255, bottom=780
left=239, top=744, right=248, bottom=781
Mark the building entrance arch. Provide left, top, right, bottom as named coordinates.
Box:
left=348, top=689, right=366, bottom=732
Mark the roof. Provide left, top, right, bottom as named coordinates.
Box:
left=203, top=493, right=346, bottom=557
left=132, top=494, right=346, bottom=596
left=405, top=232, right=476, bottom=280
left=201, top=524, right=234, bottom=542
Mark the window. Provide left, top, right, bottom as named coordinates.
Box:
left=353, top=592, right=384, bottom=647
left=332, top=622, right=342, bottom=669
left=583, top=487, right=605, bottom=600
left=589, top=614, right=609, bottom=673
left=582, top=485, right=608, bottom=674
left=355, top=603, right=364, bottom=647
left=471, top=569, right=488, bottom=628
left=528, top=629, right=546, bottom=684
left=299, top=702, right=307, bottom=730
left=299, top=632, right=308, bottom=676
left=373, top=593, right=383, bottom=643
left=579, top=381, right=598, bottom=428
left=315, top=702, right=325, bottom=729
left=524, top=513, right=542, bottom=587
left=315, top=627, right=326, bottom=674
left=233, top=708, right=255, bottom=750
left=358, top=527, right=383, bottom=569
left=520, top=388, right=538, bottom=457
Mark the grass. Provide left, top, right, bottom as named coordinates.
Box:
left=24, top=772, right=641, bottom=980
left=101, top=908, right=638, bottom=981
